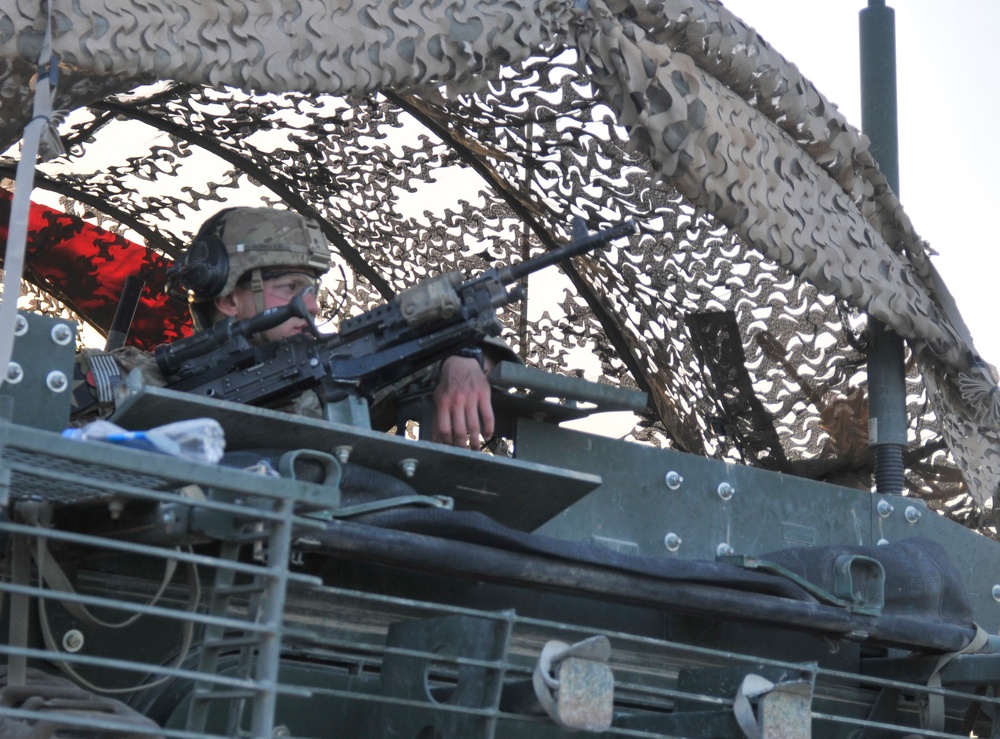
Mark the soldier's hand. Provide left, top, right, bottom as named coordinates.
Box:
left=432, top=355, right=494, bottom=449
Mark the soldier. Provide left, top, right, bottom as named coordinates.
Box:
left=76, top=207, right=514, bottom=449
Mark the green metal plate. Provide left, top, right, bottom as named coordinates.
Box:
left=112, top=384, right=601, bottom=531
left=519, top=419, right=1000, bottom=633
left=875, top=495, right=1000, bottom=634
left=522, top=419, right=873, bottom=559
left=0, top=312, right=76, bottom=432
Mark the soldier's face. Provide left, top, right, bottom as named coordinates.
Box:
left=217, top=269, right=321, bottom=342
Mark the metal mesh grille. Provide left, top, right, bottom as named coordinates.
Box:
left=3, top=447, right=172, bottom=502
left=0, top=423, right=328, bottom=737
left=0, top=423, right=992, bottom=737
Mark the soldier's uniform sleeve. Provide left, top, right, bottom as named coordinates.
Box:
left=70, top=346, right=167, bottom=426
left=367, top=337, right=523, bottom=433
left=480, top=336, right=521, bottom=367
left=270, top=389, right=327, bottom=420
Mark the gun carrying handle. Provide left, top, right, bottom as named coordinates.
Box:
left=104, top=275, right=146, bottom=351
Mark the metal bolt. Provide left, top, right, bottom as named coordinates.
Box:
left=50, top=323, right=73, bottom=345
left=13, top=315, right=27, bottom=336
left=717, top=543, right=734, bottom=557
left=46, top=370, right=68, bottom=393
left=664, top=471, right=683, bottom=490
left=877, top=500, right=894, bottom=518
left=877, top=538, right=889, bottom=547
left=663, top=533, right=682, bottom=552
left=904, top=506, right=921, bottom=524
left=62, top=629, right=84, bottom=653
left=5, top=362, right=23, bottom=384
left=273, top=726, right=291, bottom=737
left=398, top=458, right=418, bottom=478
left=309, top=357, right=319, bottom=367
left=717, top=482, right=735, bottom=501
left=334, top=446, right=352, bottom=464
left=993, top=585, right=1000, bottom=602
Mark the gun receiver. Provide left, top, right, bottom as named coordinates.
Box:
left=155, top=217, right=636, bottom=409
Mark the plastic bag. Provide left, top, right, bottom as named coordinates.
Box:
left=62, top=418, right=226, bottom=464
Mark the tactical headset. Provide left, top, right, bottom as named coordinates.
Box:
left=164, top=208, right=235, bottom=302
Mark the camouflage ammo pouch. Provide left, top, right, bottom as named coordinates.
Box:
left=70, top=348, right=166, bottom=426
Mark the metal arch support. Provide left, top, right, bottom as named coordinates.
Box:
left=0, top=164, right=176, bottom=259
left=90, top=98, right=395, bottom=299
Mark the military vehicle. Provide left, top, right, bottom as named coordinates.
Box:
left=1, top=0, right=999, bottom=736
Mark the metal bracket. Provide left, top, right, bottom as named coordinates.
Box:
left=722, top=554, right=885, bottom=616
left=0, top=311, right=75, bottom=433
left=373, top=613, right=514, bottom=738
left=833, top=554, right=885, bottom=613
left=325, top=494, right=454, bottom=519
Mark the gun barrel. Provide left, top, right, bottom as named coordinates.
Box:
left=500, top=219, right=635, bottom=284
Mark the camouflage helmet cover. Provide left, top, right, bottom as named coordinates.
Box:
left=189, top=207, right=333, bottom=302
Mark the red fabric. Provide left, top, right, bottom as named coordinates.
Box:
left=0, top=188, right=192, bottom=350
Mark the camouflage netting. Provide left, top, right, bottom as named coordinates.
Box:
left=0, top=0, right=997, bottom=528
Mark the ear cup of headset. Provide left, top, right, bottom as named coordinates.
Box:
left=178, top=234, right=229, bottom=299
left=166, top=209, right=233, bottom=300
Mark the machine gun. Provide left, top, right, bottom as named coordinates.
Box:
left=154, top=218, right=635, bottom=412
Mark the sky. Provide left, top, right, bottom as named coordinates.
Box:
left=719, top=0, right=1000, bottom=368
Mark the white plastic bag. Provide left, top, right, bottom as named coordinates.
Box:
left=63, top=418, right=226, bottom=464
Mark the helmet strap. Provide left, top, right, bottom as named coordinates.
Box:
left=250, top=268, right=266, bottom=315
left=189, top=299, right=208, bottom=332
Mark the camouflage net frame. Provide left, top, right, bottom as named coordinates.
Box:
left=0, top=0, right=996, bottom=528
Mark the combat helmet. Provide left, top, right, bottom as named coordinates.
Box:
left=167, top=207, right=332, bottom=329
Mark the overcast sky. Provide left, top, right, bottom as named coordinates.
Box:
left=719, top=0, right=1000, bottom=367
